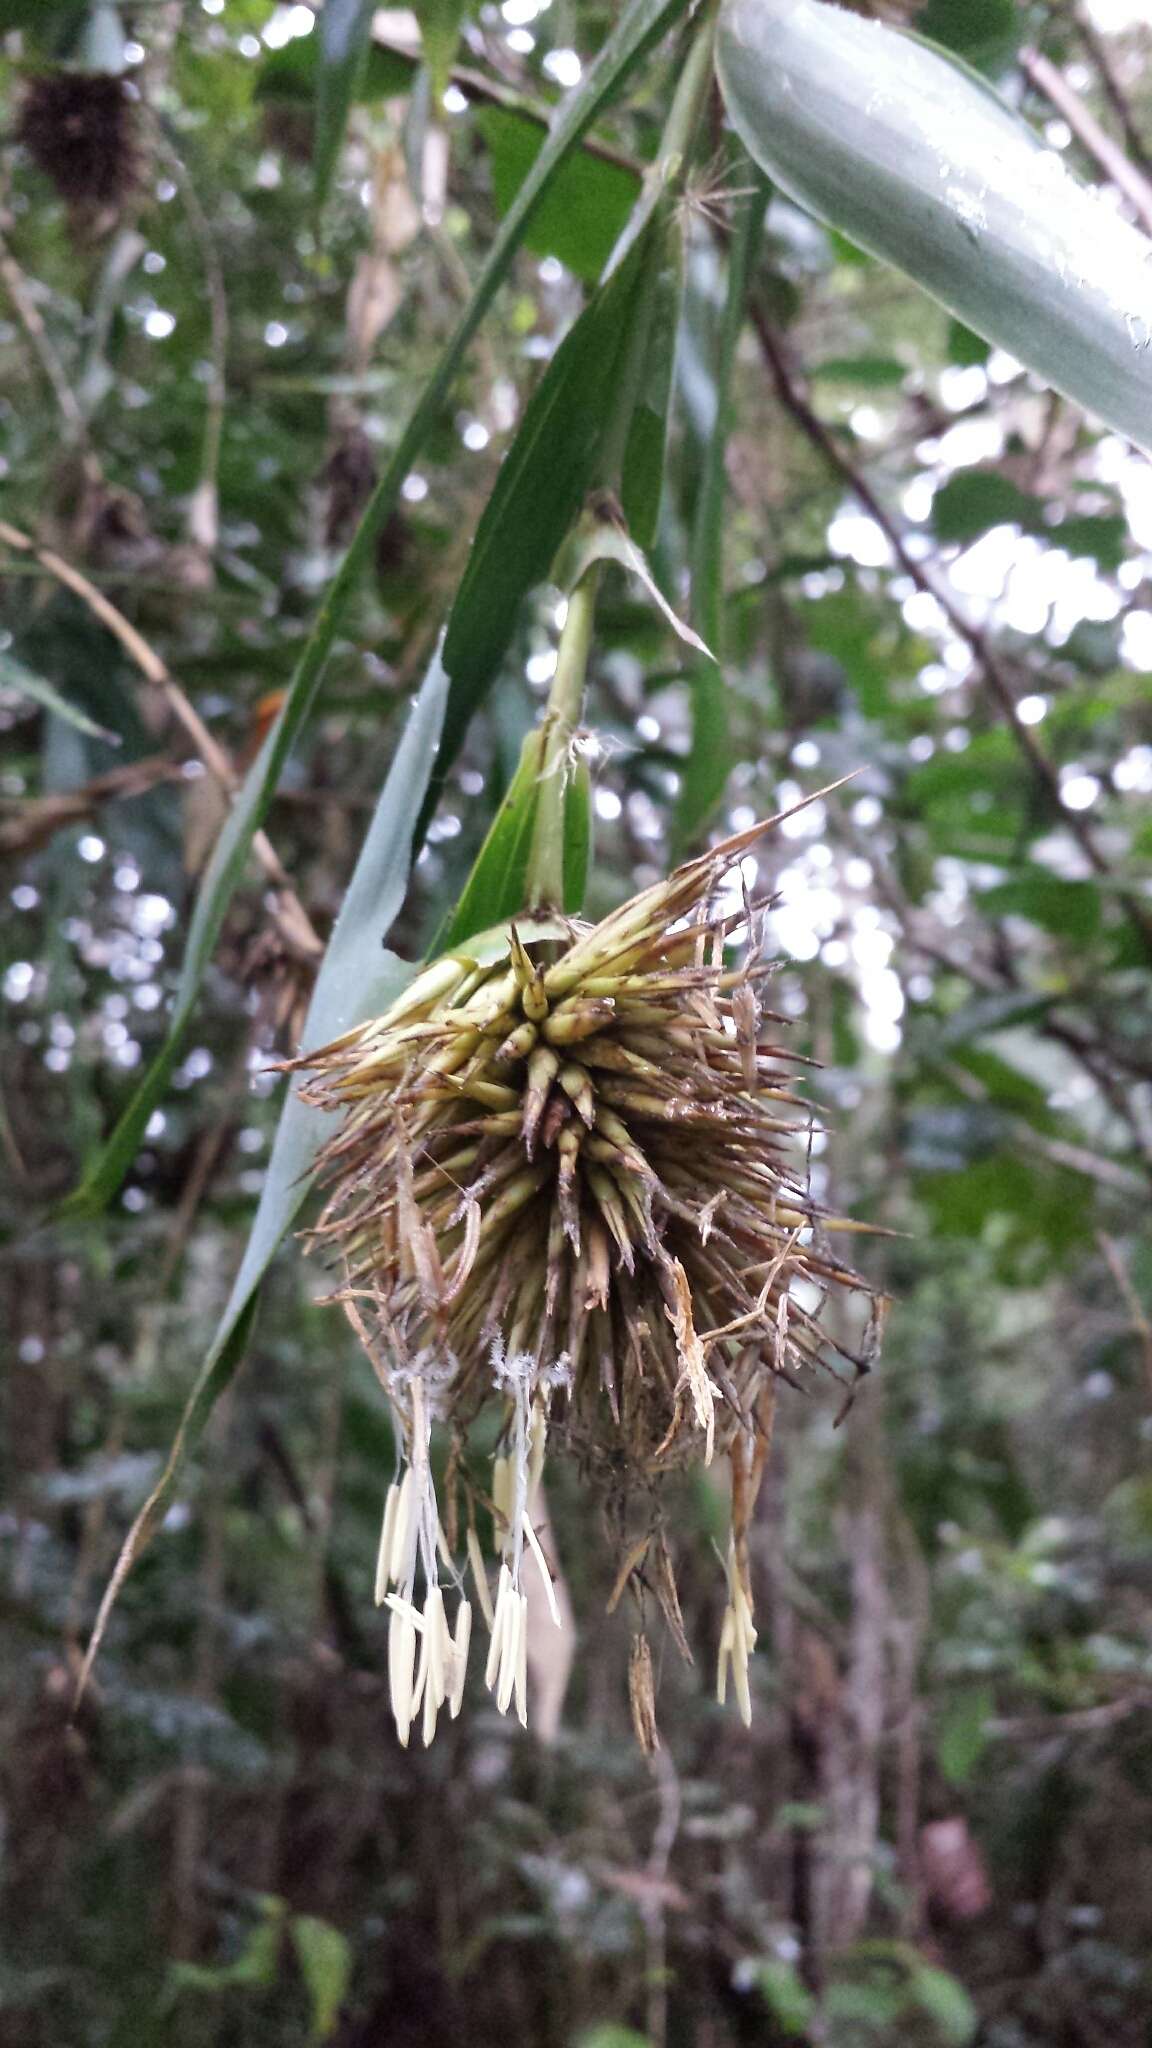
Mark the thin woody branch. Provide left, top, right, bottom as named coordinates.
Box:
left=0, top=217, right=97, bottom=464
left=1021, top=43, right=1152, bottom=236
left=0, top=518, right=321, bottom=962
left=746, top=303, right=1152, bottom=959
left=1072, top=0, right=1152, bottom=182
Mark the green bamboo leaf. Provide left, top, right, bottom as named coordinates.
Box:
left=62, top=0, right=689, bottom=1219
left=205, top=652, right=447, bottom=1345
left=756, top=1958, right=816, bottom=2036
left=414, top=0, right=468, bottom=104
left=811, top=354, right=906, bottom=388
left=314, top=0, right=377, bottom=206
left=932, top=469, right=1039, bottom=542
left=562, top=751, right=591, bottom=914
left=74, top=655, right=447, bottom=1699
left=432, top=224, right=655, bottom=813
left=936, top=1685, right=993, bottom=1786
left=0, top=0, right=84, bottom=36
left=438, top=727, right=548, bottom=950
left=675, top=167, right=768, bottom=848
left=257, top=35, right=415, bottom=103
left=566, top=519, right=711, bottom=658
left=269, top=51, right=642, bottom=279
left=477, top=105, right=641, bottom=284
left=436, top=728, right=593, bottom=950
left=908, top=1962, right=979, bottom=2045
left=948, top=317, right=991, bottom=366
left=717, top=0, right=1152, bottom=450
left=931, top=469, right=1129, bottom=568
left=0, top=650, right=120, bottom=744
left=575, top=2030, right=651, bottom=2048
left=978, top=869, right=1102, bottom=941
left=161, top=1896, right=287, bottom=2010
left=621, top=214, right=686, bottom=549
left=291, top=1917, right=353, bottom=2043
left=915, top=0, right=1021, bottom=73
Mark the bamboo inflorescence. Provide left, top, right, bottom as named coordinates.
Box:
left=294, top=818, right=881, bottom=1746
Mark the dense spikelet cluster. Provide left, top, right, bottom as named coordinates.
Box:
left=295, top=819, right=880, bottom=1746
left=18, top=73, right=141, bottom=215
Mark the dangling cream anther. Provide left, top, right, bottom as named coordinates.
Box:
left=716, top=1538, right=756, bottom=1728
left=449, top=1600, right=472, bottom=1718
left=523, top=1514, right=561, bottom=1628
left=491, top=1454, right=513, bottom=1555
left=467, top=1525, right=495, bottom=1629
left=389, top=1602, right=418, bottom=1747
left=495, top=1578, right=522, bottom=1715
left=375, top=1481, right=400, bottom=1605
left=389, top=1466, right=416, bottom=1587
left=486, top=1564, right=512, bottom=1690
left=514, top=1591, right=529, bottom=1727
left=424, top=1585, right=448, bottom=1709
left=716, top=1605, right=736, bottom=1708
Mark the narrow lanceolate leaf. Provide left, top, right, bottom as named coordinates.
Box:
left=561, top=751, right=591, bottom=915
left=64, top=0, right=691, bottom=1216
left=620, top=213, right=686, bottom=551
left=429, top=223, right=655, bottom=820
left=717, top=0, right=1152, bottom=451
left=290, top=1917, right=354, bottom=2046
left=209, top=653, right=447, bottom=1345
left=437, top=725, right=549, bottom=951
left=476, top=105, right=641, bottom=284
left=315, top=0, right=377, bottom=206
left=75, top=655, right=447, bottom=1701
left=0, top=650, right=120, bottom=743
left=675, top=167, right=768, bottom=849
left=414, top=0, right=468, bottom=105
left=437, top=702, right=592, bottom=950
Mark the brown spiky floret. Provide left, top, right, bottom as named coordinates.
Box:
left=294, top=819, right=882, bottom=1744
left=18, top=72, right=141, bottom=212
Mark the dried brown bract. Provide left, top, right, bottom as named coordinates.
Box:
left=293, top=816, right=882, bottom=1743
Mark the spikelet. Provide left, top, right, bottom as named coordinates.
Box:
left=293, top=816, right=883, bottom=1743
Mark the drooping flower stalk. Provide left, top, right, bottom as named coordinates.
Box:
left=293, top=807, right=882, bottom=1747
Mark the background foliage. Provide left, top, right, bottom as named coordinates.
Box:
left=2, top=1, right=1152, bottom=2044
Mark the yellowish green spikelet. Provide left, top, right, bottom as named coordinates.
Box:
left=293, top=818, right=883, bottom=1746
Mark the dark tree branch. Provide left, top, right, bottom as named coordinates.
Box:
left=1073, top=2, right=1152, bottom=181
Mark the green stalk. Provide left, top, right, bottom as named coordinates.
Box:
left=654, top=0, right=719, bottom=186
left=524, top=563, right=601, bottom=910
left=599, top=1, right=720, bottom=485
left=523, top=2, right=719, bottom=912
left=674, top=163, right=769, bottom=849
